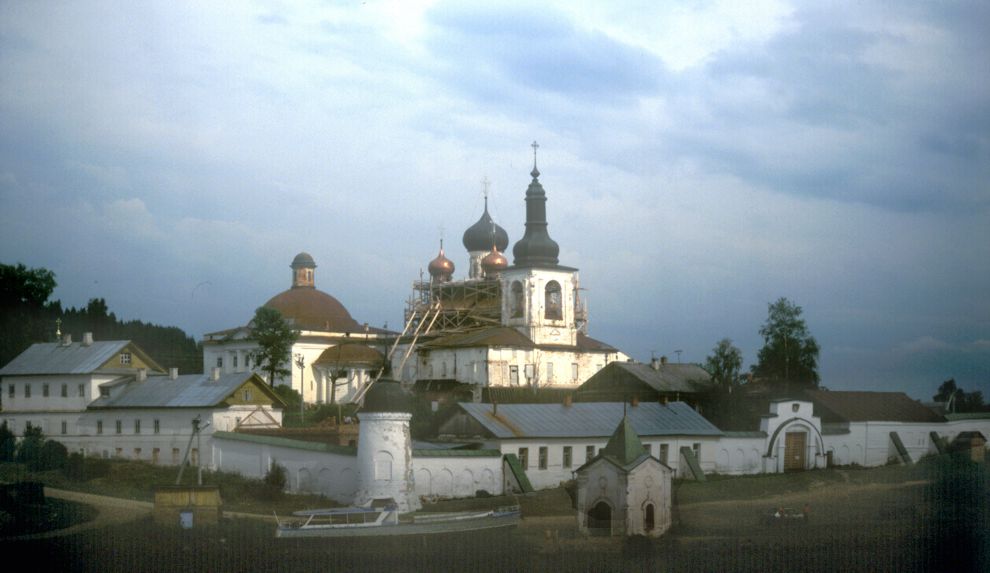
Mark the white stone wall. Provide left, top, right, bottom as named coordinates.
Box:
left=713, top=435, right=767, bottom=475
left=412, top=455, right=503, bottom=499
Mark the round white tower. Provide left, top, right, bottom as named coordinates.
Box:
left=354, top=378, right=421, bottom=513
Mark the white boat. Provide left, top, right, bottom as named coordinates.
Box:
left=275, top=502, right=521, bottom=538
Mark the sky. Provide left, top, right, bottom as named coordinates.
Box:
left=1, top=1, right=987, bottom=401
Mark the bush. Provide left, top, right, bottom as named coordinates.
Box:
left=0, top=422, right=15, bottom=462
left=62, top=454, right=110, bottom=482
left=263, top=461, right=287, bottom=500
left=37, top=440, right=68, bottom=471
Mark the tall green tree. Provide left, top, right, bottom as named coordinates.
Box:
left=934, top=378, right=986, bottom=413
left=705, top=338, right=743, bottom=391
left=0, top=263, right=58, bottom=365
left=249, top=307, right=299, bottom=388
left=751, top=297, right=820, bottom=391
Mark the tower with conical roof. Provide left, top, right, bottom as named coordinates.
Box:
left=500, top=142, right=583, bottom=347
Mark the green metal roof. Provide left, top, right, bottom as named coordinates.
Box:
left=601, top=416, right=646, bottom=467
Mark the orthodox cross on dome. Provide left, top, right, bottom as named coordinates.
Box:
left=481, top=176, right=491, bottom=200
left=55, top=318, right=62, bottom=338
left=531, top=141, right=540, bottom=178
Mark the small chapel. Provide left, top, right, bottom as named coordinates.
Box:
left=574, top=415, right=673, bottom=537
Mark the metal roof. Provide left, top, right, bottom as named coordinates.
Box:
left=0, top=341, right=134, bottom=375
left=88, top=372, right=270, bottom=409
left=579, top=361, right=713, bottom=395
left=457, top=401, right=722, bottom=439
left=805, top=390, right=946, bottom=423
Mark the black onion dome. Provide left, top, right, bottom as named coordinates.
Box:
left=462, top=197, right=509, bottom=252
left=362, top=378, right=412, bottom=413
left=512, top=169, right=560, bottom=267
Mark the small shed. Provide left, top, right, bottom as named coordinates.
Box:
left=153, top=485, right=222, bottom=527
left=950, top=431, right=987, bottom=462
left=574, top=416, right=672, bottom=537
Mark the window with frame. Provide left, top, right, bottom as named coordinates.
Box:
left=97, top=420, right=103, bottom=434
left=154, top=419, right=160, bottom=434
left=78, top=384, right=85, bottom=397
left=42, top=384, right=50, bottom=397
left=539, top=446, right=548, bottom=470
left=659, top=444, right=669, bottom=465
left=643, top=443, right=652, bottom=456
left=120, top=352, right=131, bottom=365
left=61, top=421, right=67, bottom=435
left=216, top=356, right=223, bottom=368
left=563, top=446, right=572, bottom=468
left=115, top=420, right=122, bottom=434
left=586, top=445, right=595, bottom=462
left=7, top=384, right=13, bottom=398
left=61, top=384, right=68, bottom=398
left=544, top=281, right=562, bottom=320
left=233, top=354, right=238, bottom=369
left=24, top=384, right=31, bottom=398
left=509, top=365, right=519, bottom=386
left=546, top=362, right=553, bottom=382
left=571, top=363, right=579, bottom=381
left=134, top=419, right=141, bottom=434
left=100, top=387, right=109, bottom=397
left=242, top=389, right=252, bottom=401
left=692, top=442, right=701, bottom=460
left=518, top=447, right=529, bottom=470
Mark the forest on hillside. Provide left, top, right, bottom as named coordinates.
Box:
left=1, top=263, right=202, bottom=373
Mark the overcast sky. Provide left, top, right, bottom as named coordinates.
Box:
left=1, top=1, right=987, bottom=401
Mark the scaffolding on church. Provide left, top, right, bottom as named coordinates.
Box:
left=403, top=278, right=503, bottom=334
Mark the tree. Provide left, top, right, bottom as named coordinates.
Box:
left=704, top=338, right=743, bottom=391
left=249, top=307, right=299, bottom=388
left=0, top=422, right=15, bottom=462
left=751, top=297, right=820, bottom=391
left=934, top=378, right=986, bottom=413
left=0, top=263, right=58, bottom=366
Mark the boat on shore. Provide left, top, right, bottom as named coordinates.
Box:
left=275, top=502, right=521, bottom=538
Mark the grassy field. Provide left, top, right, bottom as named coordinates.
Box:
left=2, top=456, right=987, bottom=572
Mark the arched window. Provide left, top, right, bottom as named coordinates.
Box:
left=510, top=281, right=524, bottom=318
left=545, top=281, right=562, bottom=320
left=644, top=503, right=655, bottom=531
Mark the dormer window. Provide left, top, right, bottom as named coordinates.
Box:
left=100, top=387, right=110, bottom=397
left=243, top=389, right=252, bottom=401
left=120, top=352, right=132, bottom=365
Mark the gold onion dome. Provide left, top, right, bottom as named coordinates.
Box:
left=481, top=245, right=508, bottom=275
left=428, top=242, right=455, bottom=281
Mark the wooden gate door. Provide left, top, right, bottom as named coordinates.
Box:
left=784, top=431, right=807, bottom=471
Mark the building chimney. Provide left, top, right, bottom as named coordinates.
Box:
left=82, top=332, right=93, bottom=346
left=62, top=334, right=72, bottom=346
left=563, top=395, right=573, bottom=407
left=137, top=368, right=147, bottom=382
left=169, top=367, right=178, bottom=380
left=660, top=355, right=668, bottom=365
left=631, top=396, right=639, bottom=408
left=492, top=401, right=498, bottom=416
left=211, top=367, right=221, bottom=381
